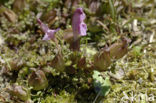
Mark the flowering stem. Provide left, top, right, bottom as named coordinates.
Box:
left=70, top=38, right=80, bottom=51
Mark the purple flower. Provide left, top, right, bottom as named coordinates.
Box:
left=37, top=18, right=60, bottom=41
left=72, top=8, right=87, bottom=40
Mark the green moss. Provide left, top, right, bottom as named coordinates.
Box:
left=0, top=0, right=156, bottom=103
left=41, top=91, right=76, bottom=103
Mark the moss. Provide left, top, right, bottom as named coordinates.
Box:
left=0, top=0, right=156, bottom=103
left=41, top=91, right=76, bottom=103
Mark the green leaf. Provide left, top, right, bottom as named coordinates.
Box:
left=109, top=0, right=116, bottom=21
left=93, top=71, right=111, bottom=96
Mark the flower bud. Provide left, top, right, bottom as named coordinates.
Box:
left=77, top=57, right=86, bottom=69
left=2, top=7, right=17, bottom=23
left=109, top=37, right=131, bottom=59
left=50, top=51, right=65, bottom=72
left=7, top=84, right=30, bottom=101
left=93, top=47, right=111, bottom=71
left=28, top=70, right=48, bottom=90
left=6, top=58, right=24, bottom=71
left=13, top=0, right=26, bottom=13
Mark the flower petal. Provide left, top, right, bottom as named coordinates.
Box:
left=37, top=18, right=60, bottom=41
left=79, top=22, right=87, bottom=36
left=37, top=18, right=49, bottom=33
left=42, top=29, right=60, bottom=40
left=72, top=8, right=87, bottom=39
left=42, top=33, right=50, bottom=41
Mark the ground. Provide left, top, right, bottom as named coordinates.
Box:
left=0, top=0, right=156, bottom=103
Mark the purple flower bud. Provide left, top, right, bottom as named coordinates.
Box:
left=93, top=47, right=111, bottom=71
left=72, top=8, right=87, bottom=40
left=37, top=18, right=60, bottom=41
left=7, top=84, right=30, bottom=101
left=28, top=70, right=48, bottom=90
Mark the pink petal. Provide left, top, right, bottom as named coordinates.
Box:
left=42, top=33, right=51, bottom=41
left=79, top=22, right=87, bottom=36
left=37, top=18, right=49, bottom=33
left=42, top=29, right=60, bottom=41
left=72, top=8, right=87, bottom=39
left=37, top=18, right=60, bottom=41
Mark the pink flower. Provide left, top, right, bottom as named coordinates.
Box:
left=37, top=18, right=60, bottom=41
left=72, top=8, right=87, bottom=40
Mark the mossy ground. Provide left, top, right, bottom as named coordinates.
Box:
left=0, top=0, right=156, bottom=103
